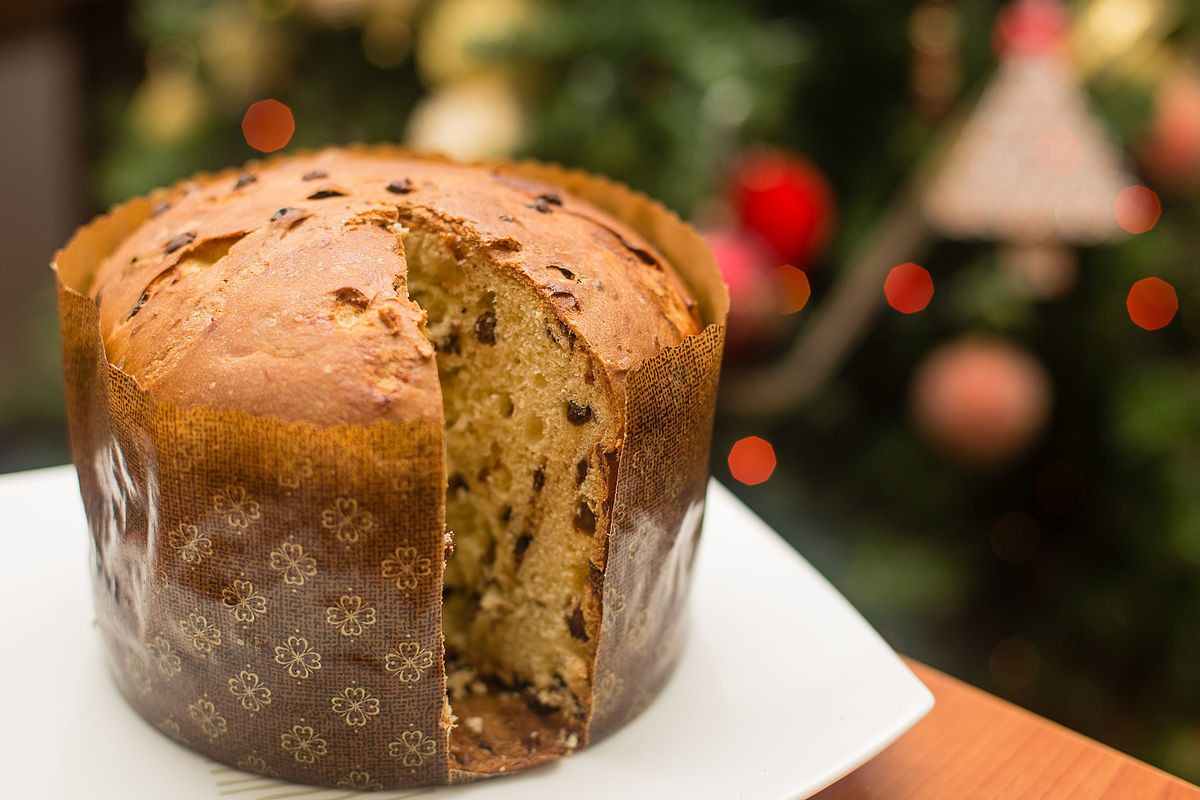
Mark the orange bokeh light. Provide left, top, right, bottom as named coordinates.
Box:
left=1126, top=277, right=1178, bottom=330
left=1113, top=185, right=1161, bottom=234
left=728, top=436, right=776, bottom=486
left=774, top=264, right=811, bottom=314
left=242, top=99, right=295, bottom=153
left=884, top=263, right=934, bottom=314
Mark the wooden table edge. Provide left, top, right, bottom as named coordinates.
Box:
left=811, top=657, right=1200, bottom=799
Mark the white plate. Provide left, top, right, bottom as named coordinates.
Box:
left=1, top=465, right=931, bottom=800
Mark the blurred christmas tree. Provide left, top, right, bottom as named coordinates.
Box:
left=94, top=0, right=1200, bottom=781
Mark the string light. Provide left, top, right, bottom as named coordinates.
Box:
left=1127, top=277, right=1178, bottom=330
left=242, top=99, right=295, bottom=153
left=990, top=510, right=1041, bottom=564
left=989, top=636, right=1040, bottom=690
left=728, top=436, right=776, bottom=486
left=1113, top=185, right=1161, bottom=234
left=884, top=263, right=934, bottom=314
left=774, top=265, right=811, bottom=314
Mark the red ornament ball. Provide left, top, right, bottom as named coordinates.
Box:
left=1139, top=60, right=1200, bottom=186
left=729, top=150, right=835, bottom=267
left=706, top=230, right=785, bottom=355
left=911, top=338, right=1052, bottom=466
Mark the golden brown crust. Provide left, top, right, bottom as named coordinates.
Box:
left=90, top=149, right=700, bottom=426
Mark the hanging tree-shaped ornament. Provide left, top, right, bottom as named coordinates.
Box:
left=923, top=0, right=1133, bottom=299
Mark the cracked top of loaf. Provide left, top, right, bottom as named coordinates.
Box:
left=89, top=149, right=701, bottom=426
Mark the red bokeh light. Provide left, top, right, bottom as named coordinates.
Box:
left=728, top=436, right=776, bottom=486
left=1126, top=277, right=1178, bottom=330
left=1113, top=185, right=1162, bottom=234
left=884, top=263, right=934, bottom=314
left=242, top=99, right=295, bottom=153
left=774, top=264, right=811, bottom=314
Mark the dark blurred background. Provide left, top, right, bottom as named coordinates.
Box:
left=5, top=0, right=1200, bottom=780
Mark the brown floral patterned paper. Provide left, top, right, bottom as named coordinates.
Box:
left=55, top=149, right=727, bottom=789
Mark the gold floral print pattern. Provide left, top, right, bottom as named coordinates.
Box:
left=277, top=456, right=313, bottom=489
left=147, top=635, right=182, bottom=677
left=166, top=523, right=213, bottom=564
left=387, top=730, right=437, bottom=768
left=273, top=636, right=321, bottom=679
left=321, top=497, right=376, bottom=543
left=324, top=595, right=377, bottom=637
left=213, top=484, right=261, bottom=531
left=221, top=579, right=267, bottom=623
left=235, top=753, right=277, bottom=776
left=172, top=439, right=203, bottom=473
left=188, top=698, right=228, bottom=740
left=380, top=546, right=432, bottom=591
left=384, top=641, right=435, bottom=683
left=594, top=670, right=624, bottom=716
left=330, top=686, right=380, bottom=727
left=627, top=609, right=651, bottom=651
left=280, top=725, right=328, bottom=764
left=268, top=541, right=318, bottom=586
left=158, top=716, right=183, bottom=740
left=229, top=670, right=272, bottom=712
left=337, top=770, right=383, bottom=790
left=180, top=612, right=221, bottom=654
left=125, top=652, right=153, bottom=695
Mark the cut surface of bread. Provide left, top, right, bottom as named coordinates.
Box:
left=402, top=216, right=614, bottom=771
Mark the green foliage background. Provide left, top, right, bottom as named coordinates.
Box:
left=74, top=0, right=1200, bottom=780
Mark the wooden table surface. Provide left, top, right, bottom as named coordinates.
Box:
left=814, top=660, right=1199, bottom=800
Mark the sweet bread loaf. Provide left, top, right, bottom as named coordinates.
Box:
left=57, top=148, right=726, bottom=787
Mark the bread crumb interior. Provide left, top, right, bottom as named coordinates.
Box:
left=402, top=221, right=612, bottom=772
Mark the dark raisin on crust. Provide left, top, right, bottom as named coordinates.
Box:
left=301, top=170, right=327, bottom=181
left=566, top=401, right=593, bottom=425
left=537, top=192, right=562, bottom=206
left=513, top=533, right=533, bottom=568
left=307, top=189, right=346, bottom=200
left=532, top=465, right=545, bottom=492
left=150, top=200, right=171, bottom=218
left=333, top=286, right=370, bottom=311
left=386, top=178, right=414, bottom=194
left=567, top=607, right=588, bottom=641
left=128, top=290, right=150, bottom=319
left=500, top=505, right=513, bottom=524
left=576, top=458, right=589, bottom=486
left=574, top=501, right=597, bottom=534
left=163, top=231, right=196, bottom=254
left=548, top=264, right=576, bottom=280
left=474, top=310, right=497, bottom=344
left=527, top=197, right=554, bottom=213
left=233, top=173, right=257, bottom=190
left=271, top=207, right=311, bottom=229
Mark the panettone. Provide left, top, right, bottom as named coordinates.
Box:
left=56, top=147, right=726, bottom=788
